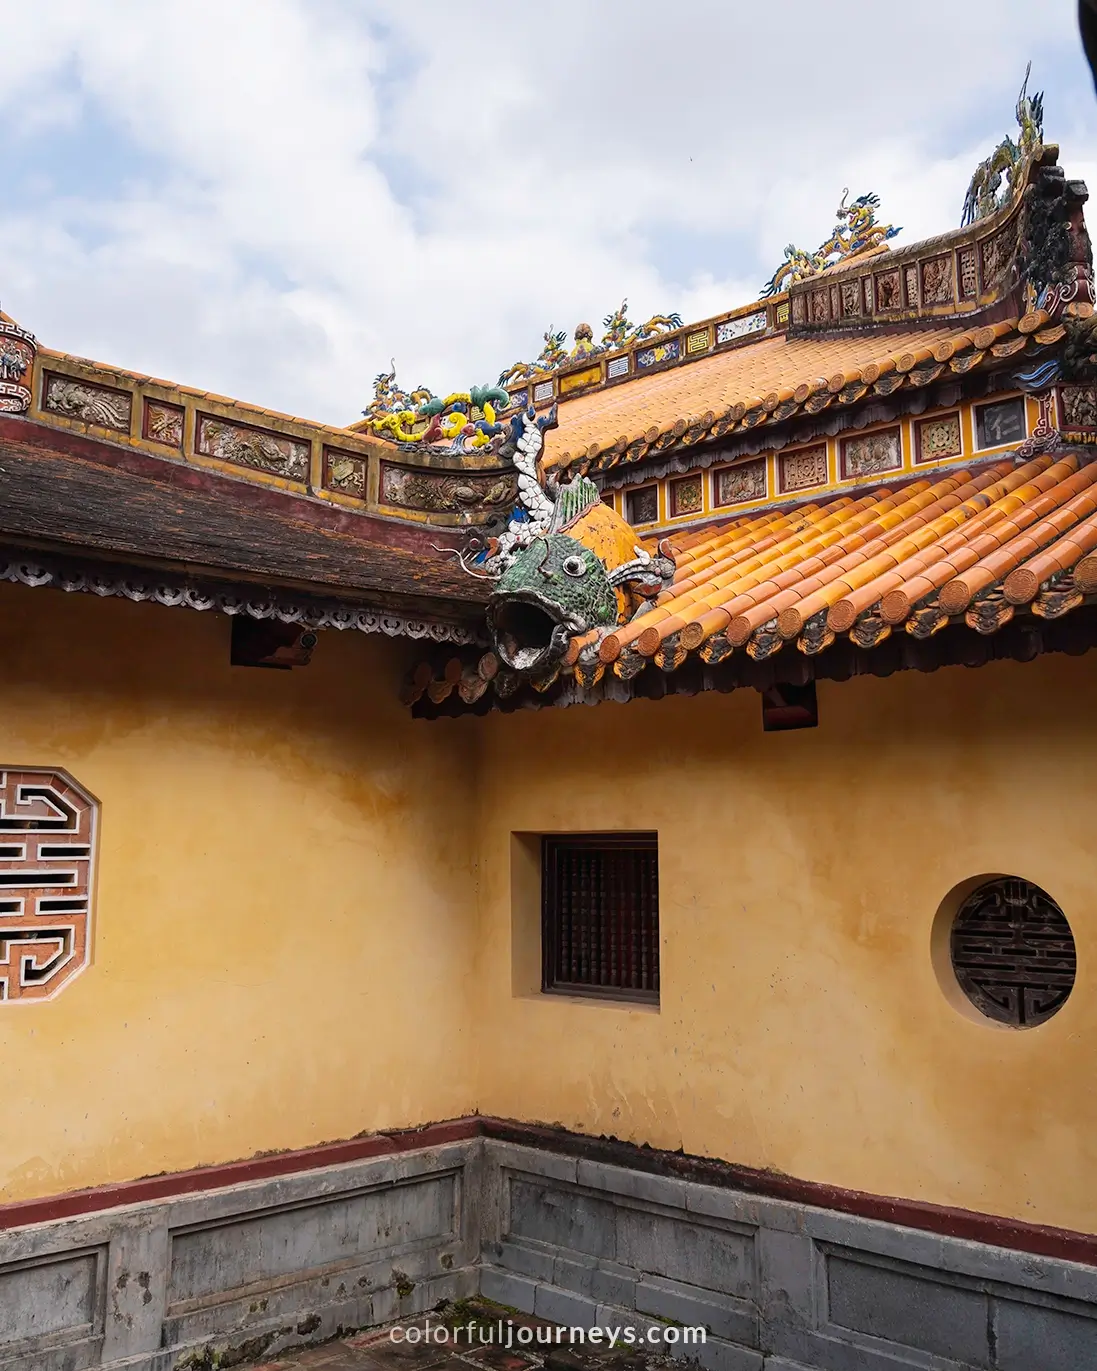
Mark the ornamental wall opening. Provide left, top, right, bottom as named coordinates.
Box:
left=0, top=768, right=99, bottom=1002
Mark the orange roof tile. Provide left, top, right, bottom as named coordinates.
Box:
left=406, top=451, right=1097, bottom=711
left=578, top=451, right=1097, bottom=670
left=547, top=317, right=1057, bottom=475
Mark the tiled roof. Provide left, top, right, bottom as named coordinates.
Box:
left=404, top=447, right=1097, bottom=712
left=548, top=315, right=1062, bottom=476
left=0, top=422, right=486, bottom=624
left=579, top=450, right=1097, bottom=672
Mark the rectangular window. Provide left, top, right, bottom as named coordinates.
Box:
left=541, top=834, right=659, bottom=1002
left=975, top=397, right=1027, bottom=449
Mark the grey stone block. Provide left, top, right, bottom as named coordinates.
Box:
left=551, top=1251, right=599, bottom=1297
left=996, top=1294, right=1097, bottom=1370
left=496, top=1240, right=557, bottom=1282
left=689, top=1335, right=765, bottom=1371
left=0, top=1247, right=102, bottom=1346
left=533, top=1282, right=598, bottom=1327
left=591, top=1264, right=638, bottom=1309
left=635, top=1273, right=757, bottom=1347
left=480, top=1266, right=537, bottom=1314
left=508, top=1179, right=617, bottom=1259
left=102, top=1217, right=169, bottom=1362
left=757, top=1227, right=814, bottom=1335
left=486, top=1140, right=580, bottom=1185
left=576, top=1159, right=690, bottom=1212
left=617, top=1208, right=755, bottom=1299
left=825, top=1252, right=991, bottom=1366
left=543, top=1253, right=634, bottom=1311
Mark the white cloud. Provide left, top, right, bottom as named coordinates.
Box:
left=1, top=0, right=1094, bottom=424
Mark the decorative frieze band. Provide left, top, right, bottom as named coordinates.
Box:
left=43, top=373, right=132, bottom=432
left=196, top=413, right=309, bottom=482
left=380, top=462, right=517, bottom=513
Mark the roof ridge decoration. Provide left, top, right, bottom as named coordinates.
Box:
left=761, top=190, right=902, bottom=298
left=0, top=317, right=36, bottom=414
left=436, top=404, right=673, bottom=675
left=359, top=364, right=512, bottom=451
left=963, top=64, right=1044, bottom=227
left=497, top=306, right=684, bottom=388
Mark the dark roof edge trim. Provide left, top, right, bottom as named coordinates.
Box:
left=0, top=546, right=482, bottom=645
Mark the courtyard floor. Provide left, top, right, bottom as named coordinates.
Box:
left=243, top=1301, right=676, bottom=1371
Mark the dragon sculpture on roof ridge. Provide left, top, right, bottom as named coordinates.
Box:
left=497, top=304, right=684, bottom=387
left=961, top=63, right=1045, bottom=227
left=361, top=364, right=512, bottom=453
left=761, top=190, right=902, bottom=298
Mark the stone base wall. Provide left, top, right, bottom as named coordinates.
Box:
left=0, top=1139, right=480, bottom=1371
left=3, top=1130, right=1097, bottom=1370
left=478, top=1140, right=1097, bottom=1371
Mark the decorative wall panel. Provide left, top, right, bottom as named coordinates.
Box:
left=921, top=255, right=954, bottom=305
left=842, top=427, right=902, bottom=479
left=874, top=270, right=900, bottom=312
left=716, top=311, right=766, bottom=344
left=980, top=225, right=1016, bottom=290
left=715, top=460, right=767, bottom=506
left=1059, top=385, right=1097, bottom=429
left=685, top=329, right=711, bottom=355
left=0, top=768, right=98, bottom=1003
left=779, top=444, right=828, bottom=493
left=559, top=365, right=601, bottom=396
left=43, top=374, right=132, bottom=433
left=380, top=464, right=516, bottom=513
left=958, top=247, right=978, bottom=298
left=626, top=485, right=659, bottom=525
left=669, top=475, right=703, bottom=517
left=975, top=397, right=1027, bottom=448
left=323, top=448, right=367, bottom=497
left=917, top=413, right=962, bottom=462
left=636, top=339, right=680, bottom=369
left=144, top=401, right=184, bottom=449
left=196, top=415, right=309, bottom=481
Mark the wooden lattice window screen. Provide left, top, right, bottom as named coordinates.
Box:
left=950, top=877, right=1076, bottom=1027
left=541, top=834, right=659, bottom=1002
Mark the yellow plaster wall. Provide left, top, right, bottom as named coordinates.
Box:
left=471, top=652, right=1097, bottom=1234
left=5, top=574, right=1097, bottom=1235
left=0, top=581, right=476, bottom=1202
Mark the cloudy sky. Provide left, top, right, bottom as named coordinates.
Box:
left=3, top=2, right=1096, bottom=426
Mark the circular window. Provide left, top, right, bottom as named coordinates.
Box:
left=950, top=877, right=1076, bottom=1028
